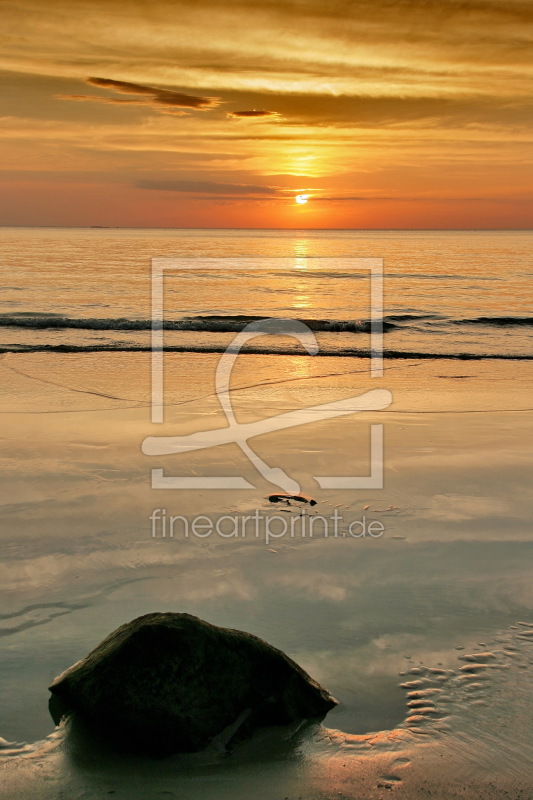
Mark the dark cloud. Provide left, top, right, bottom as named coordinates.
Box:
left=58, top=77, right=220, bottom=112
left=87, top=77, right=218, bottom=108
left=227, top=109, right=279, bottom=118
left=137, top=178, right=284, bottom=196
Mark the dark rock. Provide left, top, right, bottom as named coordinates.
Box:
left=49, top=612, right=336, bottom=756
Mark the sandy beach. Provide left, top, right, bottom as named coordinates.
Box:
left=1, top=350, right=532, bottom=798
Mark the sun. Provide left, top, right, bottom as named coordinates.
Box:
left=295, top=194, right=310, bottom=205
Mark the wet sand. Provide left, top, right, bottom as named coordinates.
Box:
left=1, top=352, right=532, bottom=798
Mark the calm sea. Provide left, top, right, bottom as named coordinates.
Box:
left=0, top=227, right=531, bottom=359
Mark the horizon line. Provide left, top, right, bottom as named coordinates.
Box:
left=1, top=225, right=532, bottom=232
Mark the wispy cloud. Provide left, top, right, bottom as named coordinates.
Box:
left=137, top=178, right=284, bottom=197
left=222, top=92, right=533, bottom=130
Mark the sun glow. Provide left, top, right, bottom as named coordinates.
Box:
left=295, top=194, right=310, bottom=204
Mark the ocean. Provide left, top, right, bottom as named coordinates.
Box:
left=1, top=227, right=532, bottom=359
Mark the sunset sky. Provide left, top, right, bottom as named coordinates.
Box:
left=0, top=0, right=532, bottom=228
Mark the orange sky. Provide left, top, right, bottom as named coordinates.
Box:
left=0, top=0, right=532, bottom=228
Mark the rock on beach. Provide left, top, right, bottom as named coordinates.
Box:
left=49, top=612, right=336, bottom=756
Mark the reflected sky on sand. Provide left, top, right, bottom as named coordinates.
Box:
left=0, top=352, right=532, bottom=799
